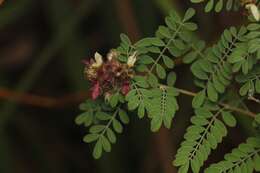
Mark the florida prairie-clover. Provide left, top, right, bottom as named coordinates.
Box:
left=75, top=2, right=260, bottom=173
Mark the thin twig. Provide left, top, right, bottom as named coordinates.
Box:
left=0, top=87, right=88, bottom=109
left=248, top=96, right=260, bottom=105
left=0, top=86, right=257, bottom=118
left=176, top=88, right=257, bottom=118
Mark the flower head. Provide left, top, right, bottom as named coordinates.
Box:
left=83, top=50, right=135, bottom=100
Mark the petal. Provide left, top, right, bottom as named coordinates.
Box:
left=94, top=52, right=103, bottom=67
left=246, top=4, right=260, bottom=21
left=121, top=82, right=130, bottom=95
left=91, top=82, right=100, bottom=100
left=127, top=51, right=137, bottom=67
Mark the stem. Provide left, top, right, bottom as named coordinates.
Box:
left=248, top=96, right=260, bottom=105
left=100, top=108, right=120, bottom=137
left=0, top=87, right=257, bottom=118
left=189, top=109, right=223, bottom=160
left=148, top=25, right=182, bottom=73
left=225, top=149, right=260, bottom=171
left=176, top=88, right=257, bottom=118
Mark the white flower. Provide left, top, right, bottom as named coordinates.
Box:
left=246, top=3, right=260, bottom=22
left=127, top=51, right=137, bottom=67
left=92, top=52, right=103, bottom=67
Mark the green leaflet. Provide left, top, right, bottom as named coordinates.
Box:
left=205, top=137, right=260, bottom=173
left=183, top=39, right=206, bottom=64
left=228, top=22, right=260, bottom=97
left=191, top=0, right=240, bottom=12
left=126, top=83, right=179, bottom=131
left=247, top=23, right=260, bottom=55
left=75, top=99, right=101, bottom=127
left=126, top=81, right=151, bottom=118
left=120, top=33, right=132, bottom=46
left=253, top=114, right=260, bottom=134
left=192, top=90, right=206, bottom=108
left=90, top=108, right=128, bottom=159
left=117, top=34, right=132, bottom=62
left=221, top=111, right=237, bottom=127
left=148, top=87, right=179, bottom=132
left=174, top=107, right=237, bottom=173
left=167, top=71, right=177, bottom=86
left=136, top=8, right=198, bottom=81
left=228, top=43, right=258, bottom=75
left=190, top=26, right=247, bottom=102
left=135, top=37, right=165, bottom=47
left=236, top=65, right=260, bottom=96
left=215, top=0, right=224, bottom=12
left=76, top=103, right=130, bottom=159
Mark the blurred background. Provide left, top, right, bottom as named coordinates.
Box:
left=0, top=0, right=259, bottom=173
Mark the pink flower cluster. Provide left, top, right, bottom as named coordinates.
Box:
left=83, top=51, right=134, bottom=100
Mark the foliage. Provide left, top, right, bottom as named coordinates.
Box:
left=190, top=26, right=247, bottom=103
left=75, top=4, right=260, bottom=173
left=75, top=99, right=129, bottom=159
left=205, top=137, right=260, bottom=173
left=191, top=0, right=240, bottom=12
left=190, top=0, right=260, bottom=13
left=173, top=106, right=237, bottom=173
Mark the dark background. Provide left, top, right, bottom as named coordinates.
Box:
left=0, top=0, right=258, bottom=173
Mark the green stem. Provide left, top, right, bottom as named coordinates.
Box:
left=188, top=109, right=223, bottom=160
left=100, top=108, right=120, bottom=137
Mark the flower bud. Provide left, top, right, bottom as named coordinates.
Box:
left=127, top=51, right=137, bottom=67
left=246, top=3, right=260, bottom=21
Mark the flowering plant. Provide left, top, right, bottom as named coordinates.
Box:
left=75, top=2, right=260, bottom=173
